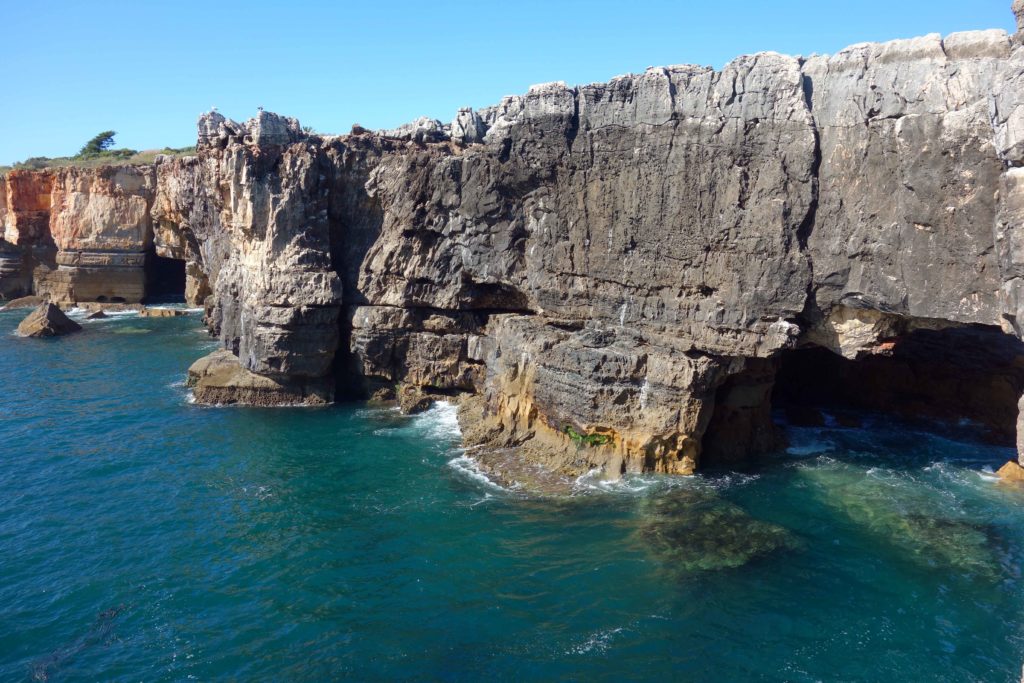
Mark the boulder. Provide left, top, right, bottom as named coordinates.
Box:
left=997, top=460, right=1024, bottom=483
left=186, top=349, right=331, bottom=406
left=16, top=303, right=82, bottom=337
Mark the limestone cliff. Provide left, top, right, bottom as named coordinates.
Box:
left=5, top=6, right=1024, bottom=483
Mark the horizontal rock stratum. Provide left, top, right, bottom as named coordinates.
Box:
left=5, top=4, right=1024, bottom=483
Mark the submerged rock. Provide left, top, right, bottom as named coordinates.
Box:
left=798, top=464, right=1004, bottom=581
left=637, top=488, right=801, bottom=573
left=16, top=303, right=82, bottom=338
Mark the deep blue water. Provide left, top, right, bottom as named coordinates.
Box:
left=2, top=308, right=1024, bottom=681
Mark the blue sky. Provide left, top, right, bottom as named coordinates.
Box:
left=0, top=0, right=1014, bottom=164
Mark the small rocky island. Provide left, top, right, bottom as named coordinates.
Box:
left=5, top=3, right=1024, bottom=485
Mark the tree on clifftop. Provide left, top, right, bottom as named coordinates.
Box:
left=78, top=131, right=117, bottom=158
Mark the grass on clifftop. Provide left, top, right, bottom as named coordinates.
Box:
left=0, top=147, right=196, bottom=175
left=1, top=131, right=195, bottom=175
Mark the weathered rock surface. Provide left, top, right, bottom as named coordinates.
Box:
left=804, top=31, right=1011, bottom=326
left=1, top=163, right=188, bottom=305
left=16, top=303, right=81, bottom=337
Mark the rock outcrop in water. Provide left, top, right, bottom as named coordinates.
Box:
left=5, top=5, right=1024, bottom=481
left=16, top=303, right=81, bottom=338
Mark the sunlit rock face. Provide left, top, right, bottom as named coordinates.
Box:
left=2, top=171, right=56, bottom=299
left=180, top=112, right=343, bottom=400
left=152, top=156, right=221, bottom=306
left=805, top=31, right=1014, bottom=325
left=2, top=170, right=53, bottom=248
left=0, top=177, right=26, bottom=297
left=36, top=166, right=156, bottom=304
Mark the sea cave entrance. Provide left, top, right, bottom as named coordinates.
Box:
left=701, top=325, right=1024, bottom=468
left=145, top=253, right=187, bottom=303
left=771, top=326, right=1024, bottom=445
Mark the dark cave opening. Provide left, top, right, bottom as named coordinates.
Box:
left=145, top=253, right=186, bottom=303
left=770, top=326, right=1024, bottom=446
left=700, top=325, right=1024, bottom=470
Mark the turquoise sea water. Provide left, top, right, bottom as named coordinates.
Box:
left=2, top=309, right=1024, bottom=682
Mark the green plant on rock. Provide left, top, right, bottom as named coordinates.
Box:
left=564, top=425, right=611, bottom=447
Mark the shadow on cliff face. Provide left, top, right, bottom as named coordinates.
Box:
left=772, top=325, right=1024, bottom=446
left=325, top=139, right=386, bottom=398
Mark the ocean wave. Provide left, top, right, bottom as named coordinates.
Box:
left=977, top=467, right=1001, bottom=483
left=66, top=307, right=140, bottom=319
left=574, top=468, right=658, bottom=494
left=447, top=454, right=510, bottom=492
left=410, top=401, right=461, bottom=441
left=571, top=468, right=757, bottom=498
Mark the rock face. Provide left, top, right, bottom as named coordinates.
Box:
left=16, top=303, right=81, bottom=337
left=7, top=5, right=1024, bottom=480
left=0, top=163, right=192, bottom=306
left=36, top=166, right=155, bottom=304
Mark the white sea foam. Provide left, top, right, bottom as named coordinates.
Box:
left=241, top=484, right=273, bottom=501
left=977, top=469, right=1001, bottom=483
left=573, top=468, right=661, bottom=494
left=410, top=400, right=462, bottom=441
left=447, top=454, right=508, bottom=491
left=568, top=627, right=624, bottom=655
left=68, top=307, right=140, bottom=318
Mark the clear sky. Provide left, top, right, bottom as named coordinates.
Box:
left=0, top=0, right=1014, bottom=164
